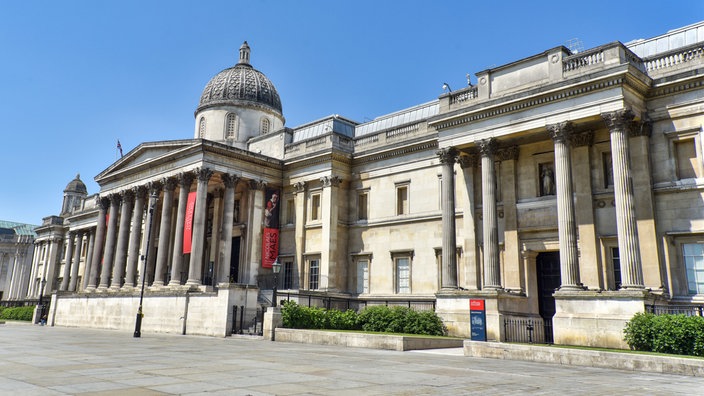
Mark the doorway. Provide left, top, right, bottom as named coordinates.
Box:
left=229, top=236, right=240, bottom=283
left=536, top=251, right=561, bottom=319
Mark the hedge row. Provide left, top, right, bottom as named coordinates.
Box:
left=280, top=302, right=446, bottom=336
left=623, top=312, right=704, bottom=356
left=0, top=306, right=35, bottom=321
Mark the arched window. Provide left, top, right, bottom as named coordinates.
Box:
left=261, top=118, right=270, bottom=135
left=226, top=113, right=237, bottom=139
left=199, top=117, right=206, bottom=138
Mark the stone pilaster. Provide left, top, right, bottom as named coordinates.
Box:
left=478, top=138, right=501, bottom=289
left=169, top=173, right=194, bottom=286
left=547, top=122, right=582, bottom=290
left=602, top=109, right=644, bottom=289
left=496, top=146, right=521, bottom=291
left=68, top=231, right=84, bottom=291
left=292, top=181, right=306, bottom=289
left=111, top=190, right=134, bottom=289
left=218, top=173, right=239, bottom=283
left=124, top=186, right=146, bottom=287
left=437, top=147, right=459, bottom=289
left=99, top=194, right=120, bottom=289
left=187, top=167, right=213, bottom=286
left=59, top=232, right=75, bottom=291
left=153, top=178, right=177, bottom=286
left=320, top=176, right=342, bottom=291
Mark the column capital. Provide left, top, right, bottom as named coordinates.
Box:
left=630, top=119, right=652, bottom=138
left=320, top=175, right=341, bottom=188
left=601, top=109, right=635, bottom=132
left=477, top=138, right=497, bottom=157
left=221, top=173, right=240, bottom=188
left=495, top=145, right=519, bottom=162
left=458, top=153, right=478, bottom=169
left=249, top=179, right=267, bottom=191
left=194, top=167, right=214, bottom=183
left=547, top=121, right=574, bottom=143
left=162, top=177, right=178, bottom=192
left=571, top=130, right=594, bottom=147
left=96, top=196, right=110, bottom=210
left=436, top=147, right=459, bottom=164
left=131, top=185, right=147, bottom=199
left=108, top=193, right=121, bottom=205
left=292, top=181, right=306, bottom=194
left=120, top=189, right=135, bottom=202
left=147, top=180, right=162, bottom=195
left=178, top=171, right=195, bottom=188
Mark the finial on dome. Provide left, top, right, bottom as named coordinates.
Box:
left=238, top=41, right=251, bottom=65
left=76, top=173, right=80, bottom=179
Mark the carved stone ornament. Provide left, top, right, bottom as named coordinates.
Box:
left=321, top=175, right=342, bottom=188
left=571, top=130, right=594, bottom=147
left=601, top=109, right=635, bottom=132
left=477, top=138, right=497, bottom=157
left=221, top=173, right=240, bottom=188
left=436, top=147, right=458, bottom=164
left=630, top=119, right=653, bottom=138
left=547, top=121, right=574, bottom=143
left=495, top=145, right=519, bottom=162
left=162, top=177, right=178, bottom=191
left=292, top=181, right=306, bottom=194
left=179, top=172, right=195, bottom=188
left=96, top=196, right=110, bottom=211
left=194, top=167, right=214, bottom=183
left=249, top=179, right=266, bottom=190
left=120, top=189, right=135, bottom=202
left=147, top=180, right=162, bottom=195
left=458, top=153, right=478, bottom=168
left=131, top=185, right=147, bottom=199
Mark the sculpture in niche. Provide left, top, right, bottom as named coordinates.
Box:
left=540, top=162, right=555, bottom=196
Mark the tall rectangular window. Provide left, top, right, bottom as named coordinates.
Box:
left=310, top=194, right=321, bottom=221
left=356, top=259, right=369, bottom=294
left=357, top=192, right=368, bottom=221
left=611, top=247, right=622, bottom=290
left=309, top=259, right=320, bottom=290
left=683, top=243, right=704, bottom=294
left=285, top=198, right=295, bottom=225
left=283, top=259, right=293, bottom=289
left=396, top=185, right=408, bottom=215
left=675, top=139, right=698, bottom=179
left=395, top=257, right=411, bottom=294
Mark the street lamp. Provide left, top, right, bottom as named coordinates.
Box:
left=38, top=278, right=46, bottom=325
left=271, top=257, right=281, bottom=308
left=134, top=191, right=158, bottom=338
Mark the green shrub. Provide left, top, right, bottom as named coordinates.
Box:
left=0, top=306, right=35, bottom=321
left=624, top=312, right=704, bottom=356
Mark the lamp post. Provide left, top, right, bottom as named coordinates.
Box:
left=271, top=257, right=281, bottom=308
left=38, top=278, right=46, bottom=324
left=134, top=191, right=158, bottom=338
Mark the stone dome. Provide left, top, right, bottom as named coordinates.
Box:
left=64, top=173, right=87, bottom=194
left=196, top=41, right=282, bottom=115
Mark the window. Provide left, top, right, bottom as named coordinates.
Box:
left=283, top=259, right=293, bottom=289
left=226, top=113, right=237, bottom=139
left=396, top=185, right=408, bottom=215
left=308, top=259, right=320, bottom=290
left=357, top=191, right=368, bottom=221
left=285, top=198, right=295, bottom=225
left=611, top=247, right=622, bottom=290
left=675, top=139, right=697, bottom=179
left=356, top=259, right=369, bottom=294
left=261, top=118, right=270, bottom=134
left=310, top=193, right=321, bottom=221
left=683, top=243, right=704, bottom=294
left=395, top=257, right=411, bottom=293
left=199, top=117, right=206, bottom=138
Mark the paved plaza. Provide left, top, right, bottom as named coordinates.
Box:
left=0, top=323, right=702, bottom=395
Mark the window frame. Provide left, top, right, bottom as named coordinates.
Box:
left=395, top=181, right=410, bottom=216
left=664, top=127, right=704, bottom=181
left=225, top=113, right=238, bottom=139
left=357, top=189, right=369, bottom=221
left=390, top=249, right=414, bottom=294
left=309, top=192, right=321, bottom=222
left=307, top=257, right=320, bottom=290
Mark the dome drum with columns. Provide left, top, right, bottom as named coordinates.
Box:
left=21, top=22, right=704, bottom=348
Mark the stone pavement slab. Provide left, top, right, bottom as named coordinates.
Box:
left=0, top=323, right=702, bottom=395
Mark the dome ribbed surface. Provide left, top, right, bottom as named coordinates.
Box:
left=64, top=174, right=87, bottom=194
left=197, top=64, right=282, bottom=114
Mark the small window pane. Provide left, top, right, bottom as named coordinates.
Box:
left=397, top=186, right=408, bottom=215
left=683, top=243, right=704, bottom=294
left=396, top=257, right=410, bottom=294
left=309, top=259, right=319, bottom=290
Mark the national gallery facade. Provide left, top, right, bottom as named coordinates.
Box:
left=23, top=23, right=704, bottom=347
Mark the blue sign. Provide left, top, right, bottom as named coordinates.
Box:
left=470, top=299, right=486, bottom=341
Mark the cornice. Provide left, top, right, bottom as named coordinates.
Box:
left=352, top=140, right=439, bottom=165
left=649, top=72, right=704, bottom=99
left=284, top=150, right=353, bottom=170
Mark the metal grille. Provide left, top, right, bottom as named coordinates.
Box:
left=504, top=317, right=553, bottom=344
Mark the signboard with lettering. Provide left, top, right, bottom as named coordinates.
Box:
left=469, top=299, right=487, bottom=341
left=261, top=188, right=280, bottom=268
left=183, top=191, right=196, bottom=254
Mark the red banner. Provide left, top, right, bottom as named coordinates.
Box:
left=183, top=191, right=196, bottom=254
left=262, top=228, right=279, bottom=268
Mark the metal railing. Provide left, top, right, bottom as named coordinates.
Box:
left=504, top=317, right=553, bottom=344
left=231, top=305, right=264, bottom=336
left=0, top=299, right=41, bottom=307
left=276, top=291, right=436, bottom=312
left=645, top=304, right=704, bottom=316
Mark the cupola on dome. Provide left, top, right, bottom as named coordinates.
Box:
left=64, top=173, right=87, bottom=194
left=197, top=41, right=282, bottom=115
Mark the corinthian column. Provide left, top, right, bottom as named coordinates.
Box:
left=187, top=167, right=213, bottom=286
left=153, top=178, right=177, bottom=286
left=87, top=197, right=109, bottom=290
left=169, top=172, right=194, bottom=286
left=479, top=138, right=501, bottom=289
left=218, top=173, right=239, bottom=284
left=111, top=190, right=134, bottom=289
left=124, top=186, right=146, bottom=287
left=59, top=232, right=75, bottom=291
left=547, top=122, right=582, bottom=290
left=437, top=147, right=459, bottom=290
left=99, top=194, right=121, bottom=289
left=69, top=231, right=84, bottom=291
left=602, top=109, right=644, bottom=289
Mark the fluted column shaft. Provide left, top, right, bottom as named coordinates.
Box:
left=169, top=173, right=193, bottom=286
left=139, top=188, right=160, bottom=287
left=479, top=139, right=501, bottom=289
left=548, top=122, right=582, bottom=290
left=68, top=231, right=84, bottom=291
left=87, top=198, right=108, bottom=289
left=82, top=229, right=95, bottom=290
left=438, top=147, right=459, bottom=289
left=187, top=168, right=213, bottom=286
left=124, top=187, right=146, bottom=287
left=603, top=110, right=644, bottom=289
left=60, top=233, right=75, bottom=291
left=154, top=179, right=177, bottom=286
left=218, top=174, right=238, bottom=284
left=99, top=195, right=120, bottom=289
left=111, top=191, right=134, bottom=289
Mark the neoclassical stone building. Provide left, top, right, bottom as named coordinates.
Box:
left=28, top=23, right=704, bottom=347
left=0, top=220, right=36, bottom=302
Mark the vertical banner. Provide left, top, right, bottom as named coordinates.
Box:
left=183, top=191, right=197, bottom=254
left=470, top=299, right=487, bottom=341
left=262, top=188, right=280, bottom=268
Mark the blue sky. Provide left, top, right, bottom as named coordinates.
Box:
left=1, top=1, right=702, bottom=225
